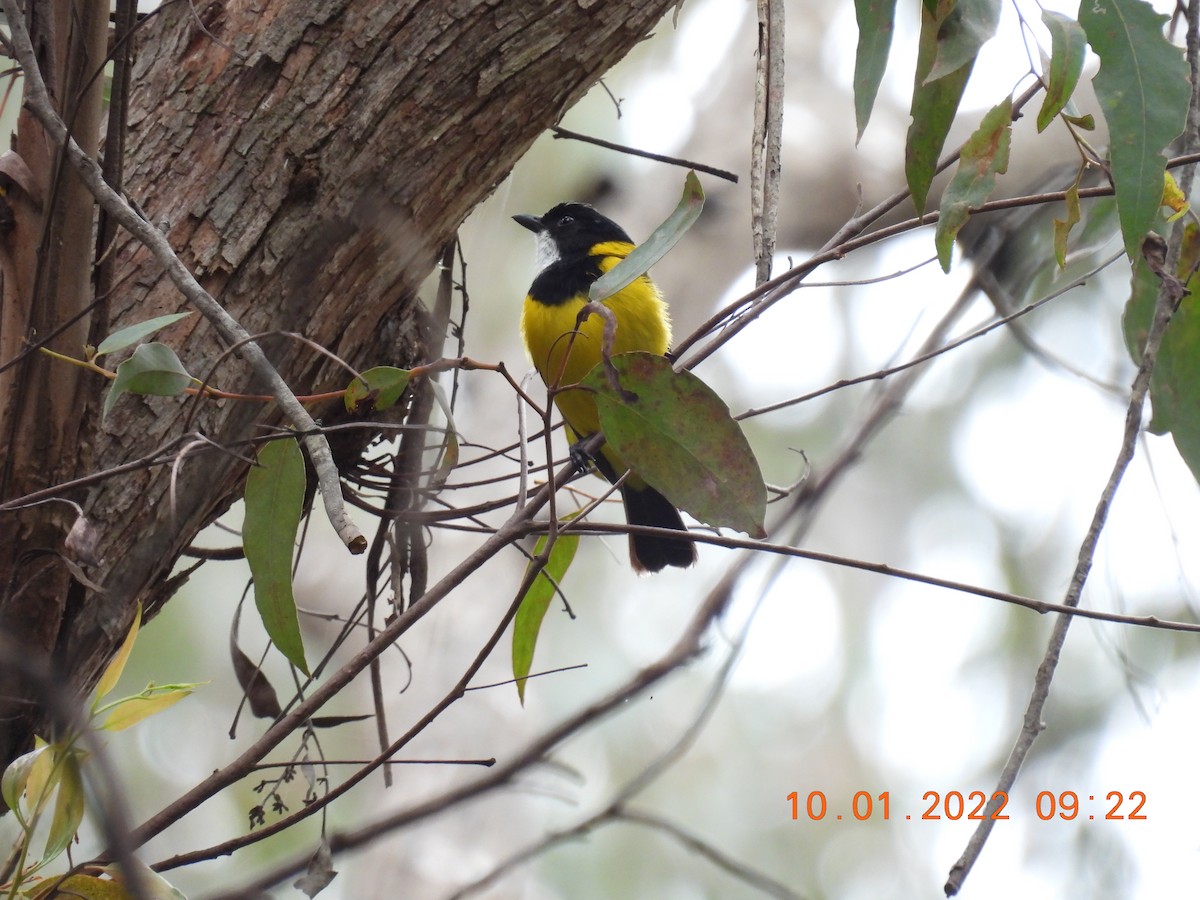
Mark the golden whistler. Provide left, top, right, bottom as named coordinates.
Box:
left=515, top=203, right=696, bottom=573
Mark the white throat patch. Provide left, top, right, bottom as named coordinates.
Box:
left=532, top=231, right=560, bottom=275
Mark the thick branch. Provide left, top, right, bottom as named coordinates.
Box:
left=2, top=0, right=365, bottom=557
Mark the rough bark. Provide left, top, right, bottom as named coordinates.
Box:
left=0, top=0, right=676, bottom=771
left=0, top=0, right=111, bottom=773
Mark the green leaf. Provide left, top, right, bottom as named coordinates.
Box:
left=589, top=171, right=704, bottom=303
left=1061, top=112, right=1095, bottom=130
left=95, top=604, right=141, bottom=704
left=103, top=342, right=193, bottom=419
left=583, top=353, right=767, bottom=538
left=512, top=533, right=579, bottom=705
left=1, top=744, right=47, bottom=824
left=344, top=365, right=411, bottom=414
left=906, top=1, right=977, bottom=213
left=853, top=0, right=897, bottom=142
left=1121, top=249, right=1158, bottom=364
left=925, top=0, right=1001, bottom=83
left=9, top=744, right=90, bottom=866
left=244, top=438, right=309, bottom=674
left=1124, top=242, right=1200, bottom=485
left=44, top=748, right=84, bottom=861
left=1037, top=11, right=1087, bottom=132
left=1053, top=180, right=1082, bottom=268
left=935, top=96, right=1012, bottom=271
left=94, top=312, right=191, bottom=357
left=24, top=738, right=55, bottom=817
left=100, top=687, right=194, bottom=732
left=1080, top=0, right=1189, bottom=257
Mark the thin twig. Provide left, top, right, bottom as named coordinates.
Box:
left=201, top=546, right=744, bottom=896
left=156, top=518, right=561, bottom=874
left=91, top=0, right=138, bottom=347
left=566, top=522, right=1200, bottom=633
left=674, top=80, right=1047, bottom=367
left=126, top=437, right=601, bottom=855
left=736, top=251, right=1124, bottom=420
left=452, top=520, right=801, bottom=899
left=614, top=809, right=802, bottom=900
left=550, top=126, right=739, bottom=183
left=945, top=253, right=1187, bottom=896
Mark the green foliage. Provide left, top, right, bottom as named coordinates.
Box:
left=904, top=0, right=999, bottom=212
left=23, top=870, right=186, bottom=898
left=1037, top=11, right=1086, bottom=133
left=511, top=530, right=580, bottom=705
left=102, top=341, right=193, bottom=419
left=344, top=365, right=411, bottom=414
left=41, top=747, right=84, bottom=862
left=244, top=437, right=310, bottom=675
left=2, top=741, right=87, bottom=874
left=924, top=0, right=1000, bottom=82
left=95, top=602, right=143, bottom=701
left=866, top=0, right=1186, bottom=253
left=96, top=685, right=196, bottom=732
left=1, top=610, right=191, bottom=896
left=1080, top=0, right=1189, bottom=257
left=93, top=312, right=192, bottom=358
left=1053, top=180, right=1082, bottom=269
left=95, top=314, right=196, bottom=419
left=589, top=170, right=704, bottom=303
left=935, top=96, right=1012, bottom=270
left=583, top=352, right=767, bottom=539
left=1123, top=234, right=1200, bottom=484
left=90, top=606, right=199, bottom=733
left=853, top=0, right=896, bottom=142
left=854, top=0, right=1200, bottom=491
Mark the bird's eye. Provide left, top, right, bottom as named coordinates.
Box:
left=558, top=215, right=574, bottom=225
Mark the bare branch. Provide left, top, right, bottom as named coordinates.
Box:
left=751, top=0, right=784, bottom=284
left=550, top=127, right=739, bottom=183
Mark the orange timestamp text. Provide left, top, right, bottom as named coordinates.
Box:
left=787, top=790, right=1147, bottom=822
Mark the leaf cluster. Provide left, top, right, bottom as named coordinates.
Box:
left=1, top=607, right=195, bottom=897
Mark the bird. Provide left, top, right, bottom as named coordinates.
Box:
left=513, top=202, right=696, bottom=573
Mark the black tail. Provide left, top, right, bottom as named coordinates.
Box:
left=621, top=483, right=696, bottom=573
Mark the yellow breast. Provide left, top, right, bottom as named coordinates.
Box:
left=521, top=255, right=671, bottom=439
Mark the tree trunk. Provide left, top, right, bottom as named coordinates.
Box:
left=0, top=0, right=677, bottom=772
left=0, top=0, right=112, bottom=772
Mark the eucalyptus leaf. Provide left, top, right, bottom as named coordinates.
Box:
left=95, top=312, right=192, bottom=357
left=103, top=342, right=193, bottom=419
left=584, top=353, right=767, bottom=538
left=589, top=171, right=704, bottom=303
left=512, top=532, right=579, bottom=705
left=244, top=438, right=309, bottom=674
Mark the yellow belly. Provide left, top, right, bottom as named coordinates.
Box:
left=521, top=266, right=671, bottom=440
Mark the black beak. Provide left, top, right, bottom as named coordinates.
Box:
left=513, top=213, right=542, bottom=233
